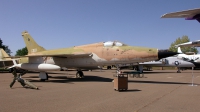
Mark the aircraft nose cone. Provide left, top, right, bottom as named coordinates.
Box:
left=158, top=49, right=178, bottom=59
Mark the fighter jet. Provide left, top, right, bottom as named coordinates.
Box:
left=0, top=48, right=28, bottom=72
left=8, top=31, right=178, bottom=81
left=0, top=48, right=14, bottom=68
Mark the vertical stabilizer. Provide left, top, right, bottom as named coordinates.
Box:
left=177, top=47, right=183, bottom=54
left=21, top=31, right=46, bottom=54
left=0, top=48, right=11, bottom=60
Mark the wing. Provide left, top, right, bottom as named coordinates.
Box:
left=175, top=40, right=200, bottom=47
left=5, top=53, right=93, bottom=58
left=139, top=61, right=163, bottom=66
left=27, top=53, right=93, bottom=58
left=161, top=8, right=200, bottom=22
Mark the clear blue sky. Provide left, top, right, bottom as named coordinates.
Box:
left=1, top=0, right=200, bottom=55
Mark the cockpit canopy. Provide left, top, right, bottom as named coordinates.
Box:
left=103, top=41, right=127, bottom=47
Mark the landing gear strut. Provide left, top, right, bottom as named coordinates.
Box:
left=177, top=67, right=181, bottom=73
left=76, top=70, right=84, bottom=78
left=39, top=72, right=49, bottom=81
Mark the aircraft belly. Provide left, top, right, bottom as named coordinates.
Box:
left=177, top=61, right=195, bottom=67
left=114, top=57, right=157, bottom=64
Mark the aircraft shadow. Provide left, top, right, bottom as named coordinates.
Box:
left=128, top=80, right=196, bottom=85
left=11, top=86, right=42, bottom=90
left=142, top=71, right=179, bottom=74
left=27, top=75, right=113, bottom=83
left=89, top=71, right=105, bottom=72
left=117, top=89, right=141, bottom=92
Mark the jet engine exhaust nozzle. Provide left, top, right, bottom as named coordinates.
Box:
left=158, top=50, right=178, bottom=59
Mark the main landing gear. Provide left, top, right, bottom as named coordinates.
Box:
left=39, top=72, right=49, bottom=81
left=76, top=70, right=84, bottom=78
left=177, top=67, right=181, bottom=73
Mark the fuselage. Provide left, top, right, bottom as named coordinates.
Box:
left=177, top=54, right=200, bottom=63
left=27, top=41, right=159, bottom=69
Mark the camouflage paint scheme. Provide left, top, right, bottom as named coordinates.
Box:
left=22, top=31, right=159, bottom=69
left=0, top=49, right=14, bottom=68
left=0, top=48, right=29, bottom=68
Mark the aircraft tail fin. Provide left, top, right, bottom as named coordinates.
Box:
left=177, top=47, right=183, bottom=54
left=21, top=31, right=46, bottom=54
left=0, top=48, right=11, bottom=61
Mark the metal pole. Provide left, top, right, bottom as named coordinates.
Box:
left=189, top=50, right=197, bottom=87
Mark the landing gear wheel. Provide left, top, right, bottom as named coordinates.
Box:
left=60, top=68, right=64, bottom=71
left=76, top=71, right=84, bottom=78
left=9, top=68, right=14, bottom=73
left=40, top=79, right=46, bottom=82
left=46, top=73, right=49, bottom=80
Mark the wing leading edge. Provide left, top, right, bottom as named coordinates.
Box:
left=161, top=8, right=200, bottom=23
left=5, top=53, right=93, bottom=59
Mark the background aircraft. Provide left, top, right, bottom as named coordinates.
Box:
left=138, top=56, right=195, bottom=73
left=116, top=47, right=200, bottom=73
left=0, top=48, right=14, bottom=68
left=8, top=31, right=177, bottom=81
left=161, top=8, right=200, bottom=23
left=161, top=8, right=200, bottom=63
left=175, top=40, right=200, bottom=47
left=161, top=8, right=200, bottom=49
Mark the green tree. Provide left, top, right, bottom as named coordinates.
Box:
left=169, top=35, right=198, bottom=54
left=15, top=47, right=28, bottom=56
left=0, top=38, right=12, bottom=56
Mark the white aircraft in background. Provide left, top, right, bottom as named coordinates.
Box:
left=161, top=8, right=200, bottom=23
left=118, top=47, right=200, bottom=73
left=175, top=40, right=200, bottom=47
left=161, top=8, right=200, bottom=63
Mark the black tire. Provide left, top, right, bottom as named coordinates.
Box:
left=60, top=69, right=64, bottom=71
left=76, top=71, right=84, bottom=78
left=9, top=68, right=14, bottom=73
left=107, top=66, right=111, bottom=69
left=40, top=79, right=46, bottom=82
left=46, top=73, right=49, bottom=80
